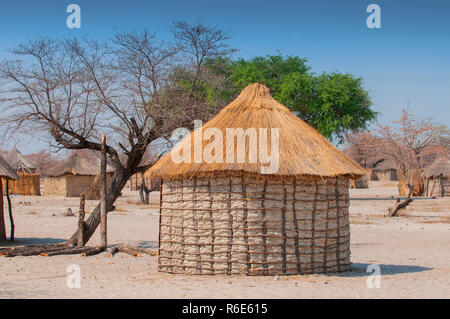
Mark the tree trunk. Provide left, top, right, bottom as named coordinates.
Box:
left=138, top=172, right=151, bottom=204
left=67, top=172, right=130, bottom=246
left=390, top=183, right=413, bottom=217
left=138, top=174, right=145, bottom=203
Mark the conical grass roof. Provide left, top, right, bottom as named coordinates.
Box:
left=44, top=151, right=114, bottom=177
left=0, top=155, right=19, bottom=180
left=146, top=83, right=366, bottom=179
left=5, top=147, right=36, bottom=172
left=423, top=157, right=450, bottom=178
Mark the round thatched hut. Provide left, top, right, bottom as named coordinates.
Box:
left=145, top=83, right=365, bottom=275
left=0, top=155, right=19, bottom=242
left=371, top=159, right=398, bottom=181
left=42, top=151, right=114, bottom=198
left=3, top=147, right=40, bottom=196
left=423, top=158, right=450, bottom=197
left=350, top=175, right=369, bottom=189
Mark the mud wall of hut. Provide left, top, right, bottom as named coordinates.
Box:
left=66, top=175, right=96, bottom=197
left=42, top=175, right=96, bottom=197
left=42, top=176, right=67, bottom=196
left=83, top=173, right=114, bottom=200
left=158, top=175, right=351, bottom=275
left=372, top=169, right=398, bottom=181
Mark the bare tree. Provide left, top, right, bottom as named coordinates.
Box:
left=374, top=109, right=448, bottom=216
left=172, top=20, right=235, bottom=99
left=0, top=22, right=234, bottom=255
left=343, top=132, right=384, bottom=168
left=27, top=150, right=61, bottom=174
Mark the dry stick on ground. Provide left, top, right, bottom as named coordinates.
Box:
left=107, top=245, right=158, bottom=257
left=6, top=181, right=14, bottom=241
left=390, top=187, right=414, bottom=217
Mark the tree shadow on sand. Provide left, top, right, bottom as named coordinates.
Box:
left=0, top=237, right=66, bottom=248
left=136, top=240, right=158, bottom=249
left=336, top=263, right=433, bottom=277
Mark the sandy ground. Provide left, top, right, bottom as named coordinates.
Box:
left=0, top=181, right=449, bottom=299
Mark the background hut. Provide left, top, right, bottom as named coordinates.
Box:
left=5, top=147, right=36, bottom=173
left=42, top=152, right=113, bottom=197
left=0, top=155, right=19, bottom=241
left=371, top=159, right=398, bottom=181
left=350, top=174, right=369, bottom=189
left=145, top=83, right=365, bottom=276
left=3, top=147, right=40, bottom=195
left=423, top=158, right=450, bottom=197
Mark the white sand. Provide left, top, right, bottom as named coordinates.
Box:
left=1, top=181, right=449, bottom=298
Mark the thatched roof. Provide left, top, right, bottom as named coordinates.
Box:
left=5, top=147, right=36, bottom=172
left=0, top=155, right=19, bottom=180
left=423, top=158, right=450, bottom=178
left=374, top=158, right=398, bottom=171
left=44, top=151, right=114, bottom=177
left=146, top=83, right=366, bottom=179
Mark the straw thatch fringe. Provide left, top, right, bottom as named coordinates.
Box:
left=158, top=175, right=350, bottom=275
left=0, top=156, right=19, bottom=180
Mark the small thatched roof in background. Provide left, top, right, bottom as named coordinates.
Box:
left=44, top=151, right=114, bottom=177
left=423, top=158, right=450, bottom=178
left=374, top=158, right=398, bottom=171
left=5, top=147, right=36, bottom=173
left=146, top=83, right=366, bottom=179
left=0, top=155, right=19, bottom=180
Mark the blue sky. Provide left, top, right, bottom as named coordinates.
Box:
left=0, top=0, right=449, bottom=153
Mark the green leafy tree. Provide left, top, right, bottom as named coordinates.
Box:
left=227, top=55, right=377, bottom=143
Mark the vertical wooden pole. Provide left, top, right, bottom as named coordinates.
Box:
left=0, top=180, right=6, bottom=242
left=100, top=134, right=107, bottom=248
left=77, top=194, right=85, bottom=247
left=6, top=180, right=14, bottom=241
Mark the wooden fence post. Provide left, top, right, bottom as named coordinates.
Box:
left=100, top=134, right=107, bottom=248
left=5, top=181, right=14, bottom=241
left=77, top=194, right=85, bottom=246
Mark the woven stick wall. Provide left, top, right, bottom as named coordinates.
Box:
left=158, top=175, right=350, bottom=275
left=2, top=172, right=40, bottom=196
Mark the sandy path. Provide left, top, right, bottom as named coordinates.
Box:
left=1, top=182, right=449, bottom=298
